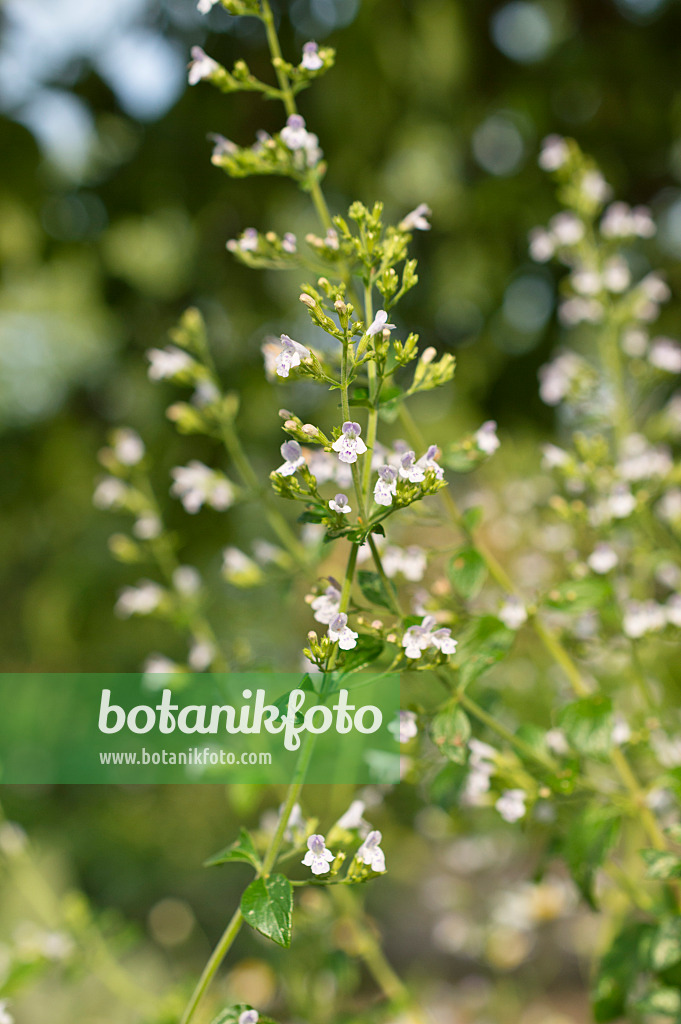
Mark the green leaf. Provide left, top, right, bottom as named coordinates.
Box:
left=592, top=922, right=652, bottom=1022
left=557, top=696, right=613, bottom=758
left=204, top=828, right=261, bottom=869
left=544, top=578, right=611, bottom=614
left=641, top=849, right=681, bottom=880
left=342, top=635, right=384, bottom=673
left=564, top=805, right=621, bottom=907
left=240, top=874, right=293, bottom=947
left=448, top=547, right=487, bottom=600
left=634, top=986, right=681, bottom=1017
left=462, top=505, right=483, bottom=531
left=430, top=707, right=471, bottom=764
left=456, top=616, right=515, bottom=688
left=358, top=570, right=397, bottom=611
left=211, top=1006, right=278, bottom=1024
left=650, top=919, right=681, bottom=972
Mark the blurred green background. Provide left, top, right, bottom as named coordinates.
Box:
left=2, top=1, right=681, bottom=1020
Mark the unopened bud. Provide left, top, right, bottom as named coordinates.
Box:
left=279, top=408, right=292, bottom=418
left=284, top=419, right=297, bottom=431
left=300, top=293, right=316, bottom=308
left=335, top=298, right=347, bottom=314
left=302, top=423, right=317, bottom=436
left=421, top=346, right=437, bottom=364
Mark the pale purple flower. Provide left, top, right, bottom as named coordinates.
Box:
left=402, top=615, right=456, bottom=659
left=415, top=444, right=444, bottom=479
left=209, top=133, right=237, bottom=160
left=331, top=422, right=367, bottom=464
left=398, top=450, right=425, bottom=483
left=171, top=462, right=235, bottom=513
left=367, top=309, right=396, bottom=337
left=276, top=334, right=311, bottom=378
left=302, top=833, right=335, bottom=875
left=588, top=543, right=618, bottom=574
left=238, top=1011, right=258, bottom=1024
left=622, top=600, right=666, bottom=639
left=280, top=114, right=309, bottom=150
left=147, top=346, right=193, bottom=381
left=496, top=789, right=527, bottom=823
left=399, top=203, right=431, bottom=231
left=277, top=440, right=306, bottom=476
left=311, top=583, right=341, bottom=624
left=538, top=134, right=569, bottom=171
left=301, top=41, right=324, bottom=70
left=374, top=465, right=398, bottom=506
left=282, top=232, right=297, bottom=253
left=329, top=493, right=351, bottom=514
left=188, top=46, right=219, bottom=85
left=336, top=800, right=370, bottom=834
left=498, top=597, right=528, bottom=630
left=328, top=613, right=358, bottom=650
left=356, top=830, right=386, bottom=872
left=389, top=710, right=418, bottom=744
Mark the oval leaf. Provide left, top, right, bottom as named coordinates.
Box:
left=240, top=873, right=293, bottom=947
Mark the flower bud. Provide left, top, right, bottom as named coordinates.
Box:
left=300, top=293, right=316, bottom=308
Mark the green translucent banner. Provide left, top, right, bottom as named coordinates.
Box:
left=0, top=672, right=400, bottom=785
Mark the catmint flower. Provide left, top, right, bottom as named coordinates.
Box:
left=367, top=310, right=396, bottom=336
left=495, top=789, right=527, bottom=823
left=144, top=654, right=178, bottom=676
left=588, top=543, right=618, bottom=574
left=580, top=169, right=611, bottom=203
left=649, top=337, right=681, bottom=374
left=541, top=443, right=569, bottom=470
left=276, top=334, right=311, bottom=378
left=658, top=489, right=681, bottom=524
left=188, top=46, right=219, bottom=85
left=601, top=202, right=656, bottom=238
left=571, top=268, right=601, bottom=295
left=93, top=476, right=128, bottom=510
left=398, top=450, right=425, bottom=483
left=549, top=212, right=584, bottom=246
left=666, top=594, right=681, bottom=627
left=374, top=465, right=398, bottom=506
left=209, top=133, right=237, bottom=160
left=301, top=41, right=324, bottom=70
left=475, top=421, right=500, bottom=455
left=612, top=713, right=631, bottom=746
left=538, top=134, right=569, bottom=171
left=173, top=565, right=201, bottom=595
left=622, top=600, right=666, bottom=639
left=389, top=710, right=418, bottom=744
left=329, top=493, right=351, bottom=514
left=282, top=232, right=297, bottom=253
left=197, top=0, right=219, bottom=11
left=115, top=581, right=163, bottom=618
left=171, top=462, right=235, bottom=513
left=277, top=440, right=305, bottom=476
left=112, top=428, right=145, bottom=466
left=641, top=272, right=671, bottom=303
left=402, top=616, right=456, bottom=659
left=399, top=203, right=432, bottom=231
left=311, top=583, right=341, bottom=624
left=331, top=422, right=367, bottom=464
left=133, top=512, right=162, bottom=540
left=602, top=256, right=631, bottom=293
left=328, top=612, right=358, bottom=650
left=382, top=545, right=427, bottom=582
left=0, top=1001, right=13, bottom=1024
left=238, top=1011, right=259, bottom=1024
left=222, top=547, right=263, bottom=586
left=545, top=728, right=570, bottom=756
left=281, top=114, right=310, bottom=150
left=147, top=346, right=194, bottom=381
left=538, top=352, right=582, bottom=405
left=416, top=444, right=444, bottom=479
left=528, top=226, right=556, bottom=263
left=336, top=799, right=370, bottom=832
left=498, top=597, right=528, bottom=630
left=356, top=830, right=386, bottom=872
left=559, top=296, right=603, bottom=326
left=302, top=833, right=335, bottom=875
left=227, top=227, right=259, bottom=253
left=608, top=485, right=636, bottom=519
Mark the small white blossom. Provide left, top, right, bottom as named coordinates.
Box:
left=222, top=547, right=262, bottom=586
left=622, top=328, right=649, bottom=357
left=93, top=476, right=128, bottom=510
left=311, top=583, right=341, bottom=624
left=112, top=428, right=145, bottom=466
left=336, top=799, right=370, bottom=832
left=171, top=461, right=235, bottom=513
left=143, top=654, right=178, bottom=678
left=301, top=40, right=324, bottom=70
left=173, top=565, right=201, bottom=595
left=382, top=545, right=427, bottom=582
left=496, top=789, right=527, bottom=823
left=588, top=543, right=618, bottom=574
left=367, top=309, right=396, bottom=336
left=147, top=346, right=193, bottom=381
left=356, top=829, right=386, bottom=872
left=602, top=256, right=631, bottom=293
left=400, top=202, right=431, bottom=231
left=528, top=227, right=555, bottom=262
left=622, top=599, right=666, bottom=639
left=282, top=232, right=297, bottom=253
left=640, top=272, right=671, bottom=303
left=580, top=169, right=611, bottom=203
left=559, top=296, right=603, bottom=326
left=329, top=493, right=351, bottom=514
left=389, top=710, right=418, bottom=744
left=328, top=612, right=358, bottom=650
left=374, top=465, right=398, bottom=506
left=277, top=440, right=306, bottom=476
left=608, top=485, right=636, bottom=519
left=475, top=420, right=500, bottom=454
left=281, top=113, right=309, bottom=149
left=545, top=728, right=570, bottom=756
left=650, top=337, right=681, bottom=374
left=276, top=334, right=311, bottom=378
left=209, top=133, right=237, bottom=160
left=498, top=597, right=528, bottom=630
left=188, top=46, right=219, bottom=85
left=133, top=512, right=161, bottom=539
left=550, top=211, right=584, bottom=246
left=197, top=0, right=219, bottom=11
left=658, top=489, right=681, bottom=524
left=0, top=1000, right=13, bottom=1024
left=571, top=269, right=601, bottom=295
left=538, top=352, right=583, bottom=405
left=612, top=713, right=631, bottom=746
left=402, top=615, right=457, bottom=659
left=666, top=594, right=681, bottom=627
left=541, top=443, right=569, bottom=470
left=302, top=833, right=335, bottom=875
left=331, top=421, right=368, bottom=464
left=538, top=134, right=569, bottom=171
left=115, top=581, right=164, bottom=618
left=601, top=202, right=656, bottom=238
left=398, top=449, right=425, bottom=482
left=238, top=1011, right=259, bottom=1024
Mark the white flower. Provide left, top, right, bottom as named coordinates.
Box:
left=545, top=728, right=569, bottom=756
left=173, top=565, right=202, bottom=595
left=143, top=654, right=178, bottom=677
left=528, top=227, right=555, bottom=262
left=366, top=309, right=396, bottom=336
left=622, top=328, right=648, bottom=357
left=496, top=789, right=527, bottom=823
left=559, top=297, right=603, bottom=326
left=133, top=512, right=161, bottom=539
left=222, top=547, right=262, bottom=586
left=238, top=1011, right=259, bottom=1024
left=229, top=228, right=258, bottom=252
left=538, top=134, right=569, bottom=171
left=399, top=203, right=431, bottom=231
left=328, top=612, right=358, bottom=650
left=666, top=594, right=681, bottom=627
left=602, top=256, right=631, bottom=293
left=146, top=346, right=193, bottom=381
left=475, top=420, right=500, bottom=454
left=382, top=546, right=427, bottom=582
left=302, top=833, right=335, bottom=875
left=374, top=465, right=398, bottom=506
left=650, top=337, right=681, bottom=374
left=571, top=269, right=601, bottom=295
left=115, top=581, right=163, bottom=618
left=356, top=830, right=386, bottom=872
left=301, top=40, right=323, bottom=70
left=538, top=351, right=583, bottom=405
left=277, top=440, right=306, bottom=476
left=608, top=485, right=636, bottom=519
left=282, top=232, right=297, bottom=253
left=601, top=202, right=656, bottom=238
left=416, top=443, right=444, bottom=479
left=188, top=46, right=219, bottom=86
left=93, top=476, right=128, bottom=510
left=276, top=334, right=311, bottom=378
left=0, top=1000, right=13, bottom=1024
left=389, top=710, right=418, bottom=744
left=331, top=421, right=367, bottom=464
left=640, top=272, right=671, bottom=303
left=541, top=443, right=569, bottom=470
left=398, top=450, right=425, bottom=483
left=209, top=133, right=237, bottom=160
left=402, top=615, right=457, bottom=659
left=658, top=489, right=681, bottom=524
left=336, top=800, right=370, bottom=832
left=311, top=583, right=341, bottom=625
left=612, top=713, right=631, bottom=746
left=171, top=461, right=235, bottom=513
left=281, top=114, right=310, bottom=150
left=549, top=211, right=584, bottom=245
left=197, top=0, right=219, bottom=11
left=112, top=428, right=145, bottom=466
left=329, top=493, right=351, bottom=514
left=498, top=597, right=527, bottom=630
left=580, top=169, right=611, bottom=203
left=588, top=543, right=618, bottom=574
left=623, top=600, right=666, bottom=639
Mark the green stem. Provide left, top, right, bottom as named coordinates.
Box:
left=361, top=280, right=379, bottom=502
